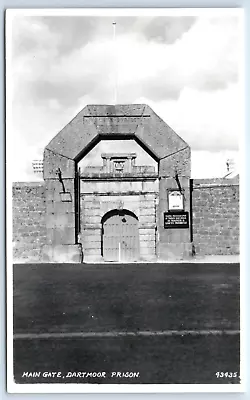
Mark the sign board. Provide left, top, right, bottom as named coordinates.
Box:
left=164, top=212, right=189, bottom=229
left=168, top=190, right=184, bottom=211
left=60, top=192, right=72, bottom=202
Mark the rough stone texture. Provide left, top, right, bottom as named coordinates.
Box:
left=157, top=176, right=191, bottom=260
left=159, top=147, right=191, bottom=177
left=46, top=104, right=189, bottom=163
left=192, top=178, right=239, bottom=256
left=135, top=105, right=188, bottom=160
left=45, top=108, right=98, bottom=163
left=43, top=149, right=75, bottom=180
left=44, top=179, right=76, bottom=247
left=12, top=183, right=46, bottom=262
left=12, top=177, right=240, bottom=262
left=12, top=104, right=239, bottom=263
left=42, top=244, right=83, bottom=263
left=43, top=104, right=191, bottom=262
left=80, top=179, right=158, bottom=261
left=80, top=180, right=158, bottom=194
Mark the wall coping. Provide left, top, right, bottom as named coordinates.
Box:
left=12, top=179, right=239, bottom=189
left=193, top=178, right=239, bottom=188
left=12, top=182, right=45, bottom=188
left=80, top=174, right=158, bottom=181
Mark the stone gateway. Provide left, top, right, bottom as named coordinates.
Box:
left=42, top=104, right=191, bottom=263
left=12, top=104, right=239, bottom=263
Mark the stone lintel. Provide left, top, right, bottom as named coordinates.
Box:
left=80, top=174, right=158, bottom=181
left=81, top=191, right=157, bottom=196
left=101, top=153, right=137, bottom=159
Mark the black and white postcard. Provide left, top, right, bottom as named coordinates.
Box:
left=6, top=8, right=244, bottom=393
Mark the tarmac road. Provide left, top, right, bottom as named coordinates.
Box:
left=12, top=262, right=240, bottom=384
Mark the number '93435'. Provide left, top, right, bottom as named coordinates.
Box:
left=216, top=372, right=238, bottom=378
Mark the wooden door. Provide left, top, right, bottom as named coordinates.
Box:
left=102, top=211, right=139, bottom=262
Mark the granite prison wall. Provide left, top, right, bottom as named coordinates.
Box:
left=12, top=182, right=46, bottom=262
left=12, top=178, right=240, bottom=263
left=192, top=179, right=239, bottom=256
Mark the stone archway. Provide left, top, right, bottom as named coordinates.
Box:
left=42, top=104, right=191, bottom=262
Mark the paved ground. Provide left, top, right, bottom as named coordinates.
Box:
left=14, top=334, right=240, bottom=384
left=13, top=262, right=240, bottom=384
left=169, top=255, right=240, bottom=263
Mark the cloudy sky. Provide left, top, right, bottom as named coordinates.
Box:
left=8, top=10, right=243, bottom=181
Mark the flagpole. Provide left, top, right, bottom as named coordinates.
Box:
left=112, top=21, right=117, bottom=104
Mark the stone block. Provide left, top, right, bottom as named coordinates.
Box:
left=82, top=227, right=102, bottom=235
left=42, top=244, right=83, bottom=263
left=140, top=254, right=157, bottom=261
left=81, top=233, right=101, bottom=243
left=46, top=201, right=74, bottom=214
left=47, top=227, right=75, bottom=245
left=83, top=254, right=103, bottom=263
left=46, top=212, right=75, bottom=229
left=139, top=228, right=156, bottom=236
left=157, top=242, right=192, bottom=260
left=83, top=202, right=100, bottom=210
left=83, top=223, right=102, bottom=230
left=140, top=193, right=156, bottom=201
left=45, top=107, right=98, bottom=159
left=139, top=215, right=156, bottom=224
left=83, top=248, right=102, bottom=262
left=139, top=202, right=155, bottom=210
left=84, top=215, right=101, bottom=224
left=141, top=181, right=159, bottom=192
left=43, top=149, right=75, bottom=179
left=139, top=207, right=155, bottom=216
left=140, top=246, right=156, bottom=255
left=81, top=180, right=144, bottom=194
left=45, top=181, right=75, bottom=203
left=83, top=208, right=100, bottom=217
left=139, top=224, right=156, bottom=230
left=140, top=241, right=155, bottom=248
left=81, top=195, right=101, bottom=204
left=84, top=241, right=102, bottom=250
left=159, top=148, right=191, bottom=177
left=139, top=234, right=156, bottom=241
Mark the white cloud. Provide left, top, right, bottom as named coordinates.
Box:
left=9, top=14, right=242, bottom=181
left=135, top=83, right=241, bottom=152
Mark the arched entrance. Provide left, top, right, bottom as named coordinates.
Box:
left=43, top=104, right=191, bottom=263
left=102, top=210, right=139, bottom=262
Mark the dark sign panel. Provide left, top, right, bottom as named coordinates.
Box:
left=164, top=212, right=189, bottom=229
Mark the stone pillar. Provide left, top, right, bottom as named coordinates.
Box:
left=82, top=225, right=103, bottom=262
left=139, top=225, right=156, bottom=261
left=157, top=177, right=191, bottom=260
left=102, top=156, right=107, bottom=172
left=139, top=193, right=157, bottom=261
left=127, top=156, right=132, bottom=173
left=107, top=158, right=111, bottom=173
left=42, top=149, right=83, bottom=263
left=157, top=148, right=192, bottom=260
left=79, top=194, right=102, bottom=262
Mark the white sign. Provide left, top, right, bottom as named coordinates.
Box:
left=168, top=191, right=184, bottom=210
